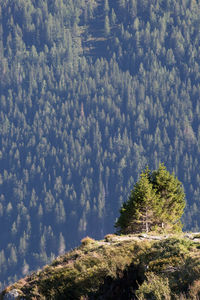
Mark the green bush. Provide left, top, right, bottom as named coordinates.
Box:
left=136, top=272, right=171, bottom=300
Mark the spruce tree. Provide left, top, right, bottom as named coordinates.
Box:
left=151, top=163, right=186, bottom=231
left=115, top=164, right=186, bottom=234
left=104, top=15, right=110, bottom=36
left=104, top=0, right=109, bottom=13
left=115, top=168, right=158, bottom=233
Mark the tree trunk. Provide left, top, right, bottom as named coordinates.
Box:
left=146, top=221, right=149, bottom=233
left=145, top=210, right=149, bottom=233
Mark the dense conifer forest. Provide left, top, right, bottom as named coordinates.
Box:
left=0, top=0, right=200, bottom=288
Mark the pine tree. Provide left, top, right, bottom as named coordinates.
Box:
left=151, top=163, right=186, bottom=231
left=111, top=9, right=117, bottom=26
left=115, top=168, right=158, bottom=233
left=104, top=0, right=109, bottom=14
left=58, top=233, right=66, bottom=255
left=104, top=15, right=110, bottom=36
left=115, top=164, right=186, bottom=234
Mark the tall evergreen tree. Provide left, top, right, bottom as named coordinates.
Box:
left=104, top=15, right=110, bottom=36
left=151, top=164, right=186, bottom=231
left=115, top=164, right=186, bottom=234
left=104, top=0, right=109, bottom=14
left=115, top=168, right=158, bottom=233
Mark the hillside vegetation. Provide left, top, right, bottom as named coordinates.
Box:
left=0, top=0, right=200, bottom=288
left=1, top=233, right=200, bottom=299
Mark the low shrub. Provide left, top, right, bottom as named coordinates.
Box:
left=81, top=237, right=95, bottom=246
left=104, top=234, right=116, bottom=242
left=136, top=272, right=171, bottom=300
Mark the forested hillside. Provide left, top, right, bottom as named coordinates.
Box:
left=0, top=0, right=200, bottom=289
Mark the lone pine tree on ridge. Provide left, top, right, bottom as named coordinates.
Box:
left=115, top=164, right=186, bottom=234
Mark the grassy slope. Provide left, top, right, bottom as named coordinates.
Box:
left=1, top=233, right=200, bottom=299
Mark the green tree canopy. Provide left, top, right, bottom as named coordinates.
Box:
left=115, top=164, right=186, bottom=234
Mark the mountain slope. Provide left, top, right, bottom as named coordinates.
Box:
left=0, top=0, right=200, bottom=289
left=1, top=233, right=200, bottom=299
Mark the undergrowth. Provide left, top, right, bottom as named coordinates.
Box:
left=1, top=236, right=200, bottom=299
